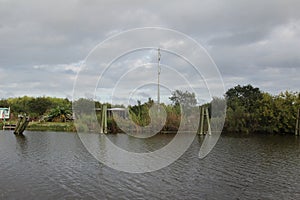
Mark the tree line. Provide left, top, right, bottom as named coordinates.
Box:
left=0, top=96, right=72, bottom=122
left=0, top=84, right=299, bottom=134
left=224, top=85, right=299, bottom=134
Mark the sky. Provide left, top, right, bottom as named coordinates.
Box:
left=0, top=0, right=299, bottom=104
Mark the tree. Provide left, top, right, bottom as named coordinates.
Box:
left=7, top=96, right=33, bottom=115
left=225, top=84, right=262, bottom=112
left=210, top=97, right=226, bottom=117
left=45, top=106, right=72, bottom=122
left=28, top=97, right=52, bottom=117
left=169, top=90, right=197, bottom=115
left=0, top=99, right=9, bottom=107
left=169, top=90, right=197, bottom=107
left=224, top=85, right=263, bottom=133
left=224, top=85, right=299, bottom=134
left=272, top=91, right=300, bottom=133
left=129, top=99, right=151, bottom=126
left=256, top=92, right=277, bottom=132
left=73, top=98, right=95, bottom=115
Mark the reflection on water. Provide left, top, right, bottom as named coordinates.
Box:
left=79, top=132, right=197, bottom=173
left=15, top=134, right=27, bottom=154
left=0, top=131, right=299, bottom=199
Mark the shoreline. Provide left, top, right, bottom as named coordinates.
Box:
left=1, top=121, right=76, bottom=132
left=1, top=121, right=298, bottom=135
left=27, top=121, right=76, bottom=132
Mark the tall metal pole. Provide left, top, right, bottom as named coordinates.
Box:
left=296, top=108, right=300, bottom=136
left=157, top=48, right=161, bottom=104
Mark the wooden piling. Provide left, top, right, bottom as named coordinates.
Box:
left=99, top=104, right=108, bottom=134
left=14, top=115, right=29, bottom=135
left=205, top=107, right=212, bottom=135
left=198, top=106, right=204, bottom=135
left=198, top=106, right=211, bottom=135
left=103, top=104, right=107, bottom=134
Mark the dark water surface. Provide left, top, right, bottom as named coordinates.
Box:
left=0, top=131, right=299, bottom=200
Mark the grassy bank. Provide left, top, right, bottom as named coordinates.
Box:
left=26, top=121, right=76, bottom=132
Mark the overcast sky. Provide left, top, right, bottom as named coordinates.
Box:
left=0, top=0, right=299, bottom=104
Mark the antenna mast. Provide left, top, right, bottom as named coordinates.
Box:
left=157, top=48, right=161, bottom=104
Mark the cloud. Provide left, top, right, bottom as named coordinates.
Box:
left=32, top=61, right=82, bottom=74
left=0, top=0, right=299, bottom=101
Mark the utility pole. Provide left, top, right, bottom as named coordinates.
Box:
left=296, top=108, right=300, bottom=136
left=157, top=48, right=161, bottom=104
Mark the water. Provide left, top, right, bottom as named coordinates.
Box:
left=0, top=131, right=299, bottom=200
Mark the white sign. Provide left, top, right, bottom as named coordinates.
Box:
left=0, top=107, right=10, bottom=119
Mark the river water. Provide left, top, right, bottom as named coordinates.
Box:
left=0, top=131, right=299, bottom=200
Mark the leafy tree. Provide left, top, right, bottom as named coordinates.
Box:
left=45, top=106, right=72, bottom=122
left=169, top=90, right=196, bottom=115
left=164, top=104, right=181, bottom=131
left=129, top=99, right=153, bottom=126
left=272, top=91, right=299, bottom=133
left=73, top=98, right=96, bottom=115
left=48, top=97, right=72, bottom=110
left=224, top=85, right=263, bottom=133
left=224, top=106, right=248, bottom=133
left=28, top=97, right=52, bottom=117
left=224, top=85, right=299, bottom=134
left=209, top=97, right=226, bottom=117
left=169, top=90, right=197, bottom=107
left=226, top=84, right=262, bottom=112
left=7, top=96, right=33, bottom=114
left=257, top=92, right=278, bottom=132
left=0, top=99, right=9, bottom=107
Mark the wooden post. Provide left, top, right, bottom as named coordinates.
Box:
left=14, top=116, right=22, bottom=133
left=19, top=118, right=29, bottom=134
left=100, top=105, right=104, bottom=133
left=198, top=106, right=212, bottom=135
left=296, top=108, right=300, bottom=136
left=198, top=106, right=204, bottom=135
left=205, top=107, right=212, bottom=135
left=103, top=104, right=107, bottom=134
left=99, top=104, right=108, bottom=134
left=14, top=115, right=29, bottom=135
left=99, top=107, right=103, bottom=133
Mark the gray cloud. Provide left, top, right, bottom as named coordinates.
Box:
left=0, top=0, right=299, bottom=101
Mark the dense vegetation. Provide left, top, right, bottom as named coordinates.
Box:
left=0, top=96, right=72, bottom=121
left=0, top=84, right=299, bottom=134
left=224, top=85, right=300, bottom=134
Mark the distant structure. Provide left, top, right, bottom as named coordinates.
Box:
left=95, top=106, right=127, bottom=134
left=0, top=107, right=29, bottom=134
left=0, top=107, right=10, bottom=120
left=107, top=107, right=128, bottom=119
